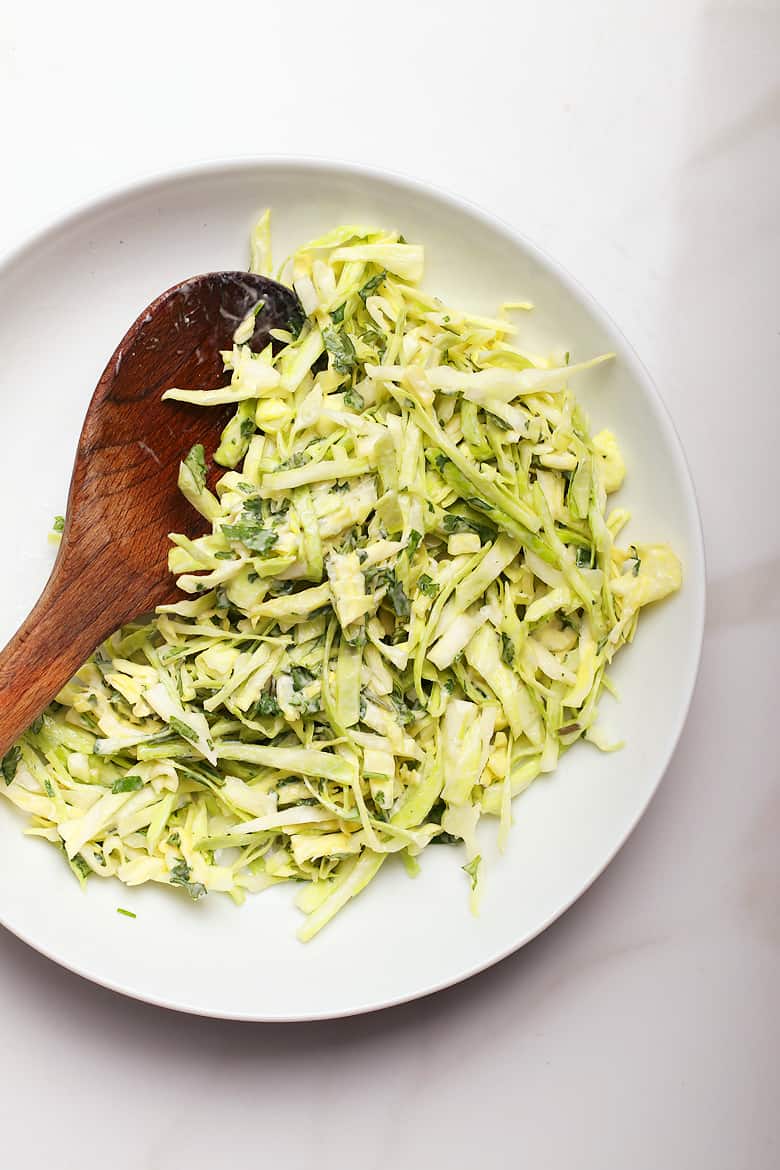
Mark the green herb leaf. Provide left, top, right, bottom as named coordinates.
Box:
left=220, top=523, right=278, bottom=555
left=358, top=270, right=387, bottom=301
left=112, top=774, right=144, bottom=793
left=169, top=860, right=206, bottom=900
left=52, top=515, right=65, bottom=532
left=241, top=497, right=264, bottom=518
left=322, top=326, right=357, bottom=375
left=169, top=716, right=199, bottom=744
left=2, top=745, right=21, bottom=785
left=343, top=386, right=365, bottom=411
left=386, top=575, right=410, bottom=617
left=277, top=451, right=310, bottom=471
left=391, top=686, right=418, bottom=726
left=500, top=633, right=515, bottom=666
left=183, top=443, right=207, bottom=492
left=252, top=692, right=281, bottom=717
left=418, top=573, right=439, bottom=597
left=117, top=907, right=137, bottom=919
left=407, top=530, right=422, bottom=558
left=330, top=303, right=346, bottom=324
left=442, top=512, right=495, bottom=544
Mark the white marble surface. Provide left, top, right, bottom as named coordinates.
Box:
left=1, top=1, right=777, bottom=1166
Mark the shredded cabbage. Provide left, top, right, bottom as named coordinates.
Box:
left=0, top=216, right=682, bottom=939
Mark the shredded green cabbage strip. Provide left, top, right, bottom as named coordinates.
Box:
left=1, top=216, right=682, bottom=939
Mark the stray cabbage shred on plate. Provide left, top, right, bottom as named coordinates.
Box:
left=0, top=215, right=682, bottom=940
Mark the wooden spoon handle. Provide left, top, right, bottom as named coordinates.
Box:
left=0, top=553, right=139, bottom=759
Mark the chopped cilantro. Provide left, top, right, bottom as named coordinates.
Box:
left=252, top=692, right=281, bottom=717
left=112, top=775, right=144, bottom=793
left=442, top=512, right=495, bottom=543
left=385, top=575, right=410, bottom=617
left=390, top=686, right=418, bottom=726
left=418, top=573, right=439, bottom=597
left=183, top=443, right=207, bottom=492
left=343, top=386, right=365, bottom=411
left=169, top=716, right=199, bottom=744
left=242, top=497, right=265, bottom=518
left=1, top=745, right=21, bottom=785
left=169, top=861, right=206, bottom=900
left=220, top=523, right=278, bottom=555
left=358, top=270, right=387, bottom=301
left=322, top=326, right=357, bottom=374
left=277, top=451, right=309, bottom=471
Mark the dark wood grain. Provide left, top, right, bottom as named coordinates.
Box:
left=0, top=272, right=301, bottom=757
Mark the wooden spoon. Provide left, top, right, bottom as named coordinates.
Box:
left=0, top=272, right=303, bottom=758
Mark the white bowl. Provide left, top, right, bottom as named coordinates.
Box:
left=0, top=159, right=705, bottom=1020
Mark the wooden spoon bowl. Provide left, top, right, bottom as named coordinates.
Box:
left=0, top=272, right=302, bottom=756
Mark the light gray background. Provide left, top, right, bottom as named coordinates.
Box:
left=1, top=1, right=777, bottom=1166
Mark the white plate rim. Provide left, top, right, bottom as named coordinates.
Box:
left=0, top=155, right=706, bottom=1020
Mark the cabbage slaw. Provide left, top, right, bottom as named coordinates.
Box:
left=0, top=216, right=682, bottom=939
